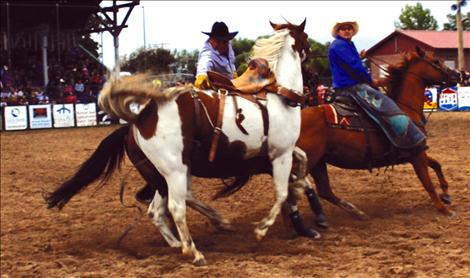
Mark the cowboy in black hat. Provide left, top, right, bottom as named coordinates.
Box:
left=195, top=21, right=238, bottom=89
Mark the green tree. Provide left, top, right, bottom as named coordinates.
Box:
left=121, top=47, right=175, bottom=74
left=395, top=3, right=439, bottom=30
left=443, top=11, right=470, bottom=30
left=172, top=49, right=199, bottom=75
left=231, top=37, right=256, bottom=75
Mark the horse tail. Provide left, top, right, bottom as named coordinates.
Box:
left=98, top=74, right=193, bottom=124
left=212, top=174, right=252, bottom=200
left=44, top=125, right=129, bottom=210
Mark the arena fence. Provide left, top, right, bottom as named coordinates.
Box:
left=1, top=86, right=469, bottom=132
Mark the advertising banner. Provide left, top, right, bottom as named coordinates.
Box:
left=76, top=103, right=97, bottom=127
left=4, top=106, right=28, bottom=130
left=29, top=104, right=52, bottom=129
left=438, top=87, right=458, bottom=111
left=457, top=86, right=470, bottom=111
left=53, top=104, right=75, bottom=128
left=423, top=88, right=438, bottom=111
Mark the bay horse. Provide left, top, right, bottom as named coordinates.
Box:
left=45, top=20, right=311, bottom=266
left=291, top=47, right=461, bottom=220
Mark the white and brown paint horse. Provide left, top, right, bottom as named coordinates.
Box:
left=45, top=20, right=311, bottom=266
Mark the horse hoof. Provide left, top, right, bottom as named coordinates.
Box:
left=216, top=221, right=235, bottom=232
left=447, top=211, right=457, bottom=219
left=193, top=258, right=207, bottom=266
left=297, top=227, right=321, bottom=239
left=315, top=214, right=329, bottom=229
left=440, top=194, right=452, bottom=204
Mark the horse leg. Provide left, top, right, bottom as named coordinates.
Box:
left=427, top=155, right=451, bottom=204
left=148, top=191, right=181, bottom=248
left=311, top=161, right=369, bottom=220
left=186, top=192, right=234, bottom=232
left=290, top=147, right=328, bottom=229
left=410, top=152, right=455, bottom=218
left=166, top=171, right=206, bottom=266
left=282, top=180, right=321, bottom=238
left=254, top=151, right=291, bottom=241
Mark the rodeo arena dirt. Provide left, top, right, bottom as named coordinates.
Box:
left=0, top=111, right=469, bottom=277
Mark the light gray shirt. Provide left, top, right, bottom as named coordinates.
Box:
left=196, top=40, right=236, bottom=79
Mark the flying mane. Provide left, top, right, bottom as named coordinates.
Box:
left=250, top=28, right=291, bottom=73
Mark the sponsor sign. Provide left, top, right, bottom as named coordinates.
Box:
left=75, top=103, right=97, bottom=126
left=4, top=106, right=28, bottom=130
left=438, top=87, right=458, bottom=111
left=53, top=104, right=75, bottom=128
left=423, top=88, right=438, bottom=111
left=29, top=104, right=52, bottom=129
left=457, top=86, right=470, bottom=111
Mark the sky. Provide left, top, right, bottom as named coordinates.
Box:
left=91, top=1, right=467, bottom=70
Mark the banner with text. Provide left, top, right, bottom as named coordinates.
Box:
left=438, top=87, right=458, bottom=111
left=53, top=104, right=75, bottom=128
left=4, top=106, right=28, bottom=130
left=29, top=104, right=52, bottom=129
left=76, top=103, right=97, bottom=127
left=457, top=86, right=470, bottom=111
left=423, top=88, right=438, bottom=111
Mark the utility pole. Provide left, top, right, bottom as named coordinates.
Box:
left=452, top=0, right=467, bottom=71
left=142, top=5, right=146, bottom=49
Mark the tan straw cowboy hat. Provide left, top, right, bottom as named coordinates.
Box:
left=331, top=21, right=359, bottom=37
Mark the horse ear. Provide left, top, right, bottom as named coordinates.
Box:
left=270, top=21, right=281, bottom=30
left=416, top=46, right=425, bottom=57
left=299, top=18, right=306, bottom=32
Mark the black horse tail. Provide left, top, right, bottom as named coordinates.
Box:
left=212, top=174, right=252, bottom=200
left=44, top=125, right=130, bottom=210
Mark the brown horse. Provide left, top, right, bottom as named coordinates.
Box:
left=293, top=47, right=460, bottom=219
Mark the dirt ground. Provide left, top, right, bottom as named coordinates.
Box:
left=1, top=112, right=469, bottom=278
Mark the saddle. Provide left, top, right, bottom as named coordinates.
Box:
left=322, top=95, right=378, bottom=132
left=202, top=58, right=305, bottom=162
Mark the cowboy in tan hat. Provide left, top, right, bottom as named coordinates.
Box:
left=195, top=21, right=239, bottom=89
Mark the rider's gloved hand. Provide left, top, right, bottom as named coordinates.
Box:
left=194, top=75, right=211, bottom=89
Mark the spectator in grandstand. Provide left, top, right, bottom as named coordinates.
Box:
left=195, top=21, right=238, bottom=89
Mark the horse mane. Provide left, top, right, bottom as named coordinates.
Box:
left=250, top=28, right=291, bottom=73
left=98, top=73, right=192, bottom=122
left=383, top=51, right=416, bottom=100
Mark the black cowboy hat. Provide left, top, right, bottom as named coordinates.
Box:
left=202, top=21, right=238, bottom=41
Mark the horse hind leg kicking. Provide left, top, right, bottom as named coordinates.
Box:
left=310, top=161, right=370, bottom=220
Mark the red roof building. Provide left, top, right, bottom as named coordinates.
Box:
left=366, top=30, right=470, bottom=80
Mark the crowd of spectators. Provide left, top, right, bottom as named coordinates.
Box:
left=1, top=46, right=107, bottom=108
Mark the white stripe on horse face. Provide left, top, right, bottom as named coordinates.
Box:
left=133, top=100, right=187, bottom=177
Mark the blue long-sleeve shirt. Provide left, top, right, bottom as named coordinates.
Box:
left=328, top=36, right=371, bottom=89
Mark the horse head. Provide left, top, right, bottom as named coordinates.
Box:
left=253, top=19, right=309, bottom=94
left=269, top=18, right=310, bottom=61
left=408, top=46, right=461, bottom=87
left=386, top=46, right=461, bottom=101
